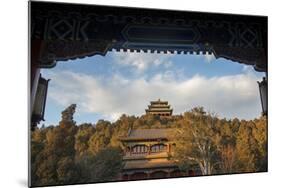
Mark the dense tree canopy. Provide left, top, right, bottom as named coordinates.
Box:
left=31, top=105, right=267, bottom=186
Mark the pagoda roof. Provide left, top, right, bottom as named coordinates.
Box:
left=120, top=128, right=174, bottom=141
left=148, top=105, right=171, bottom=108
left=151, top=101, right=169, bottom=104
left=123, top=159, right=177, bottom=170
left=146, top=108, right=173, bottom=112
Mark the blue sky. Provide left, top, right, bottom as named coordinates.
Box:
left=41, top=51, right=265, bottom=126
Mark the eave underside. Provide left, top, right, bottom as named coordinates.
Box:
left=31, top=1, right=267, bottom=71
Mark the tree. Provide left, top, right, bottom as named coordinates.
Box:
left=218, top=135, right=237, bottom=173
left=236, top=120, right=261, bottom=172
left=110, top=114, right=135, bottom=147
left=76, top=147, right=123, bottom=183
left=75, top=123, right=95, bottom=158
left=88, top=120, right=112, bottom=155
left=32, top=104, right=78, bottom=186
left=253, top=116, right=267, bottom=171
left=174, top=107, right=219, bottom=175
left=31, top=104, right=267, bottom=186
left=31, top=127, right=48, bottom=185
left=56, top=157, right=79, bottom=184
left=216, top=118, right=238, bottom=173
left=60, top=104, right=76, bottom=124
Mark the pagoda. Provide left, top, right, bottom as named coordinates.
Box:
left=145, top=99, right=173, bottom=117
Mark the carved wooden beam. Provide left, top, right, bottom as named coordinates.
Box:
left=30, top=1, right=267, bottom=72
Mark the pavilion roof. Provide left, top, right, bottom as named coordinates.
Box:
left=120, top=128, right=174, bottom=141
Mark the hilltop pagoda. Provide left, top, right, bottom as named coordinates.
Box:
left=145, top=99, right=173, bottom=117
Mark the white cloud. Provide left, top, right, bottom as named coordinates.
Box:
left=46, top=69, right=263, bottom=122
left=112, top=51, right=174, bottom=72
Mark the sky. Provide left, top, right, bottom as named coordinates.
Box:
left=40, top=50, right=265, bottom=126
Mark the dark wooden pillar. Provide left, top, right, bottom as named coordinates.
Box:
left=30, top=39, right=43, bottom=129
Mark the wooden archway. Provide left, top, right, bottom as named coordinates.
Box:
left=30, top=1, right=267, bottom=128
left=31, top=2, right=267, bottom=70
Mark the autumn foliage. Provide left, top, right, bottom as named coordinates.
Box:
left=31, top=105, right=267, bottom=186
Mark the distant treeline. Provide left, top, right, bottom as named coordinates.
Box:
left=31, top=105, right=267, bottom=186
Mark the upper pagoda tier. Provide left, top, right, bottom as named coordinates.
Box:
left=145, top=99, right=173, bottom=117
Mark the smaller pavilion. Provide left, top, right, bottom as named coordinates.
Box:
left=119, top=128, right=189, bottom=180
